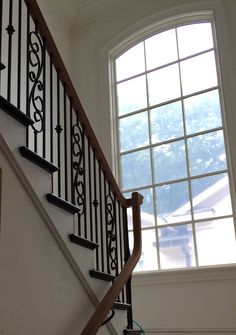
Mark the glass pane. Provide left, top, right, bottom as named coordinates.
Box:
left=125, top=188, right=155, bottom=229
left=116, top=42, right=145, bottom=81
left=145, top=28, right=178, bottom=70
left=159, top=224, right=195, bottom=269
left=184, top=90, right=222, bottom=135
left=177, top=23, right=213, bottom=58
left=196, top=218, right=236, bottom=266
left=188, top=130, right=227, bottom=176
left=181, top=51, right=217, bottom=96
left=191, top=173, right=232, bottom=220
left=119, top=111, right=149, bottom=152
left=121, top=149, right=152, bottom=190
left=117, top=75, right=147, bottom=115
left=129, top=229, right=158, bottom=271
left=148, top=64, right=181, bottom=106
left=153, top=140, right=187, bottom=183
left=156, top=181, right=191, bottom=225
left=151, top=101, right=184, bottom=144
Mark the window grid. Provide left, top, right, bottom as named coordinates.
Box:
left=114, top=22, right=236, bottom=271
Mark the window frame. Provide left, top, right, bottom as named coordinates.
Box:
left=109, top=10, right=236, bottom=272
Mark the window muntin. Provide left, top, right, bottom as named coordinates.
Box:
left=113, top=21, right=236, bottom=271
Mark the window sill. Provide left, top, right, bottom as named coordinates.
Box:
left=132, top=264, right=236, bottom=285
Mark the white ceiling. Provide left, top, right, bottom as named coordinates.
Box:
left=54, top=0, right=134, bottom=32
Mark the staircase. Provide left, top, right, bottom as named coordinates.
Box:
left=0, top=0, right=143, bottom=334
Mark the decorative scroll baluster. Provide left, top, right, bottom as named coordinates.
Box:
left=28, top=25, right=44, bottom=153
left=72, top=116, right=85, bottom=236
left=106, top=184, right=118, bottom=276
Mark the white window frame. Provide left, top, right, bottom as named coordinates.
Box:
left=109, top=10, right=236, bottom=271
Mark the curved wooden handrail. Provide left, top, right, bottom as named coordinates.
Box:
left=81, top=192, right=143, bottom=335
left=25, top=0, right=127, bottom=207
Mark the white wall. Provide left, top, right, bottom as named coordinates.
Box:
left=37, top=0, right=72, bottom=75
left=0, top=141, right=95, bottom=335
left=70, top=0, right=236, bottom=333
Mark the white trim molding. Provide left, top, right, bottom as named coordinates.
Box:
left=133, top=265, right=236, bottom=286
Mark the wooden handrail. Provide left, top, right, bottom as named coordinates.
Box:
left=25, top=0, right=127, bottom=207
left=81, top=192, right=143, bottom=335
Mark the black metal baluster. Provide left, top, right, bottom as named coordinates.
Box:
left=0, top=0, right=3, bottom=76
left=42, top=36, right=46, bottom=158
left=118, top=203, right=125, bottom=302
left=70, top=98, right=74, bottom=204
left=93, top=150, right=99, bottom=270
left=17, top=0, right=22, bottom=109
left=88, top=141, right=93, bottom=241
left=82, top=125, right=87, bottom=239
left=26, top=5, right=30, bottom=146
left=6, top=0, right=15, bottom=102
left=63, top=84, right=68, bottom=200
left=99, top=163, right=104, bottom=272
left=49, top=54, right=53, bottom=163
left=56, top=70, right=62, bottom=197
left=123, top=206, right=133, bottom=329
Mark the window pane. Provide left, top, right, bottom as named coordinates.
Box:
left=184, top=90, right=222, bottom=135
left=191, top=173, right=232, bottom=220
left=117, top=75, right=147, bottom=115
left=188, top=130, right=227, bottom=176
left=181, top=51, right=217, bottom=95
left=153, top=140, right=187, bottom=183
left=125, top=188, right=155, bottom=229
left=129, top=229, right=158, bottom=271
left=196, top=218, right=236, bottom=266
left=116, top=42, right=145, bottom=81
left=158, top=224, right=195, bottom=269
left=156, top=181, right=191, bottom=225
left=121, top=149, right=152, bottom=190
left=148, top=64, right=181, bottom=106
left=119, top=111, right=149, bottom=152
left=145, top=28, right=178, bottom=70
left=150, top=101, right=184, bottom=144
left=177, top=23, right=213, bottom=58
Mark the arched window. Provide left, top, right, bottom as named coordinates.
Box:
left=111, top=13, right=236, bottom=271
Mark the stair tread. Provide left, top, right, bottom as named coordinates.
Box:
left=89, top=269, right=115, bottom=282
left=19, top=146, right=58, bottom=174
left=0, top=95, right=33, bottom=126
left=46, top=193, right=79, bottom=214
left=69, top=234, right=98, bottom=250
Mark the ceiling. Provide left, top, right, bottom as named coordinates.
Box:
left=53, top=0, right=135, bottom=33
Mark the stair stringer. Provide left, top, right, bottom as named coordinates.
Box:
left=0, top=111, right=124, bottom=334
